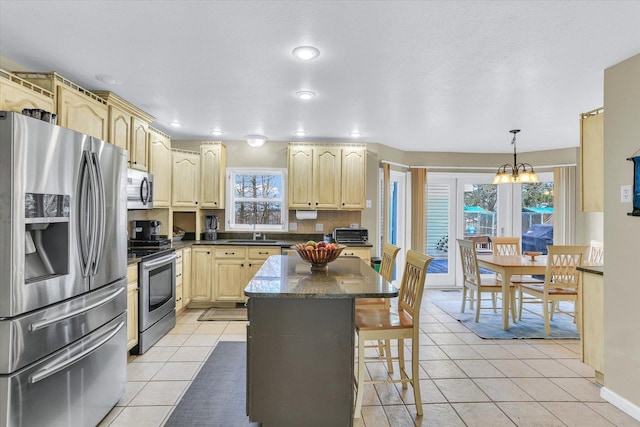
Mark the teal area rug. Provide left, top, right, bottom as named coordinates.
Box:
left=434, top=294, right=580, bottom=339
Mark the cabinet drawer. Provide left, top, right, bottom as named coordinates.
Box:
left=175, top=249, right=183, bottom=263
left=215, top=247, right=246, bottom=259
left=248, top=246, right=280, bottom=260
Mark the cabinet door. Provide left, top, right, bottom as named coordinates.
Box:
left=57, top=86, right=108, bottom=140
left=341, top=147, right=366, bottom=209
left=149, top=129, right=172, bottom=207
left=109, top=106, right=131, bottom=156
left=130, top=117, right=149, bottom=171
left=288, top=146, right=314, bottom=208
left=581, top=112, right=604, bottom=212
left=0, top=78, right=54, bottom=113
left=200, top=144, right=226, bottom=208
left=172, top=151, right=200, bottom=207
left=214, top=260, right=246, bottom=301
left=182, top=248, right=192, bottom=305
left=313, top=147, right=341, bottom=209
left=192, top=247, right=212, bottom=302
left=126, top=265, right=138, bottom=351
left=339, top=247, right=371, bottom=264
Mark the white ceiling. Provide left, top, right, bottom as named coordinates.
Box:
left=1, top=1, right=639, bottom=153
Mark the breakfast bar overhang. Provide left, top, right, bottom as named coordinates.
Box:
left=244, top=255, right=398, bottom=427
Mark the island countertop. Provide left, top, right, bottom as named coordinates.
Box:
left=244, top=255, right=398, bottom=299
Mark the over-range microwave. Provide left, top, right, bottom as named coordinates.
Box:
left=127, top=168, right=154, bottom=209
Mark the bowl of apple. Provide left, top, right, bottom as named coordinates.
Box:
left=292, top=241, right=346, bottom=272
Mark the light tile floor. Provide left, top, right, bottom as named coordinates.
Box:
left=98, top=290, right=640, bottom=427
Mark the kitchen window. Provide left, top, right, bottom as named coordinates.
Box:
left=226, top=168, right=288, bottom=232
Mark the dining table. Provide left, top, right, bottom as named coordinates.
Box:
left=476, top=254, right=548, bottom=330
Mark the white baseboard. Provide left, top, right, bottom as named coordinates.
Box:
left=601, top=386, right=640, bottom=422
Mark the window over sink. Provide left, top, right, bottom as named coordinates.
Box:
left=226, top=168, right=288, bottom=232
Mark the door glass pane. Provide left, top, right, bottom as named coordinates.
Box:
left=427, top=182, right=450, bottom=274
left=463, top=184, right=497, bottom=248
left=521, top=182, right=554, bottom=254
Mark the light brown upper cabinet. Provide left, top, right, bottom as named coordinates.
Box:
left=0, top=70, right=55, bottom=113
left=13, top=72, right=109, bottom=140
left=149, top=127, right=172, bottom=207
left=172, top=149, right=200, bottom=207
left=580, top=108, right=604, bottom=212
left=94, top=91, right=154, bottom=171
left=200, top=142, right=227, bottom=209
left=288, top=143, right=366, bottom=210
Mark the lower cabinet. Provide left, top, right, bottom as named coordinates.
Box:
left=175, top=249, right=184, bottom=312
left=580, top=271, right=604, bottom=384
left=191, top=245, right=280, bottom=305
left=182, top=248, right=192, bottom=306
left=339, top=247, right=371, bottom=265
left=126, top=264, right=139, bottom=351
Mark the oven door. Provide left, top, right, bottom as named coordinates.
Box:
left=139, top=252, right=176, bottom=331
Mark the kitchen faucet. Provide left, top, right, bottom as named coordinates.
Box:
left=250, top=213, right=261, bottom=240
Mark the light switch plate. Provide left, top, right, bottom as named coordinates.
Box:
left=289, top=222, right=298, bottom=231
left=315, top=223, right=323, bottom=231
left=366, top=200, right=372, bottom=208
left=621, top=185, right=632, bottom=203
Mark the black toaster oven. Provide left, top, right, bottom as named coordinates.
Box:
left=333, top=228, right=368, bottom=243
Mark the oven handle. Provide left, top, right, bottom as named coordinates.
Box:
left=142, top=252, right=177, bottom=270
left=29, top=321, right=125, bottom=384
left=29, top=287, right=125, bottom=332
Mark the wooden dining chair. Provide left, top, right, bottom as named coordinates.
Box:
left=589, top=240, right=604, bottom=264
left=355, top=243, right=401, bottom=372
left=458, top=239, right=517, bottom=323
left=493, top=236, right=544, bottom=284
left=517, top=245, right=588, bottom=334
left=353, top=250, right=432, bottom=419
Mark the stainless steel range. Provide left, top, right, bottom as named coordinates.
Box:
left=0, top=111, right=127, bottom=426
left=128, top=246, right=177, bottom=355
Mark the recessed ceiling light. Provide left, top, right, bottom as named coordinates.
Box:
left=294, top=130, right=307, bottom=137
left=246, top=135, right=268, bottom=148
left=296, top=90, right=316, bottom=100
left=292, top=46, right=320, bottom=61
left=210, top=129, right=223, bottom=136
left=349, top=131, right=362, bottom=137
left=170, top=121, right=182, bottom=128
left=95, top=74, right=120, bottom=85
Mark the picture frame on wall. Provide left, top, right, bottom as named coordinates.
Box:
left=627, top=155, right=640, bottom=216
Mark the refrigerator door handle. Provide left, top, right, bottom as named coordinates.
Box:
left=85, top=149, right=99, bottom=274
left=90, top=151, right=106, bottom=275
left=29, top=286, right=125, bottom=332
left=78, top=150, right=94, bottom=278
left=28, top=321, right=125, bottom=384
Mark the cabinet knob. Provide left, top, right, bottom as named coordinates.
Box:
left=315, top=202, right=318, bottom=206
left=195, top=201, right=198, bottom=205
left=342, top=202, right=345, bottom=206
left=225, top=252, right=235, bottom=255
left=134, top=161, right=137, bottom=164
left=248, top=263, right=252, bottom=267
left=308, top=202, right=311, bottom=206
left=241, top=263, right=245, bottom=267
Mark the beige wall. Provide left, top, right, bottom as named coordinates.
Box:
left=603, top=53, right=640, bottom=412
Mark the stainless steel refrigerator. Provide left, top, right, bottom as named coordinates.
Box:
left=0, top=111, right=128, bottom=427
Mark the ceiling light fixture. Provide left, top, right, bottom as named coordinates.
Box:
left=295, top=90, right=316, bottom=100
left=170, top=121, right=182, bottom=128
left=210, top=129, right=222, bottom=136
left=349, top=131, right=362, bottom=137
left=294, top=130, right=307, bottom=137
left=246, top=135, right=267, bottom=148
left=492, top=129, right=539, bottom=184
left=292, top=46, right=320, bottom=61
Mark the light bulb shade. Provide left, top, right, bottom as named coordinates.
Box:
left=246, top=135, right=267, bottom=148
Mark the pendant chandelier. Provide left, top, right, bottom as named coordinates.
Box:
left=492, top=129, right=539, bottom=184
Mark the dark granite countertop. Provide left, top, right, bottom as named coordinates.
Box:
left=171, top=239, right=373, bottom=249
left=577, top=265, right=604, bottom=275
left=244, top=255, right=397, bottom=299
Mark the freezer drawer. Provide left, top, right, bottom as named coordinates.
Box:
left=0, top=279, right=126, bottom=374
left=0, top=313, right=126, bottom=427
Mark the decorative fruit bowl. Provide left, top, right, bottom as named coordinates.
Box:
left=291, top=241, right=346, bottom=272
left=523, top=251, right=543, bottom=261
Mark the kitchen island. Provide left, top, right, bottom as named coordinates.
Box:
left=244, top=255, right=398, bottom=427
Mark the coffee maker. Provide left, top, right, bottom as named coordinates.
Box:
left=204, top=215, right=218, bottom=241
left=131, top=220, right=163, bottom=241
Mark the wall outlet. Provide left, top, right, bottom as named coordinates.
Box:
left=350, top=223, right=359, bottom=228
left=289, top=222, right=298, bottom=231
left=621, top=185, right=632, bottom=203
left=315, top=223, right=323, bottom=231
